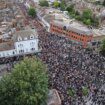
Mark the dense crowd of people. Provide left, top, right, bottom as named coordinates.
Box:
left=0, top=3, right=104, bottom=105
left=33, top=19, right=105, bottom=105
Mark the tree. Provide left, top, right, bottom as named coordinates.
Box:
left=91, top=17, right=99, bottom=27
left=39, top=0, right=49, bottom=7
left=0, top=57, right=48, bottom=105
left=28, top=7, right=36, bottom=17
left=75, top=11, right=80, bottom=16
left=81, top=9, right=93, bottom=26
left=83, top=19, right=91, bottom=25
left=82, top=87, right=89, bottom=96
left=60, top=0, right=66, bottom=11
left=103, top=0, right=105, bottom=6
left=75, top=15, right=81, bottom=21
left=66, top=4, right=74, bottom=13
left=95, top=1, right=101, bottom=5
left=53, top=0, right=60, bottom=8
left=82, top=9, right=92, bottom=19
left=67, top=88, right=75, bottom=97
left=66, top=5, right=81, bottom=19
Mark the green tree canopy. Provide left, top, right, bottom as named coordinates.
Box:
left=91, top=17, right=99, bottom=27
left=82, top=87, right=89, bottom=96
left=103, top=0, right=105, bottom=6
left=95, top=1, right=101, bottom=5
left=0, top=57, right=48, bottom=105
left=39, top=0, right=49, bottom=7
left=66, top=4, right=75, bottom=13
left=28, top=7, right=36, bottom=17
left=65, top=4, right=99, bottom=27
left=83, top=18, right=91, bottom=25
left=67, top=88, right=75, bottom=97
left=82, top=9, right=92, bottom=19
left=53, top=0, right=60, bottom=8
left=60, top=0, right=66, bottom=11
left=75, top=11, right=80, bottom=16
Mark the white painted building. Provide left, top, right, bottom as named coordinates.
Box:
left=0, top=29, right=39, bottom=58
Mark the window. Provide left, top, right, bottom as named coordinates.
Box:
left=19, top=50, right=24, bottom=53
left=13, top=51, right=15, bottom=54
left=18, top=44, right=23, bottom=47
left=31, top=48, right=35, bottom=51
left=75, top=36, right=77, bottom=39
left=21, top=50, right=23, bottom=53
left=78, top=33, right=81, bottom=35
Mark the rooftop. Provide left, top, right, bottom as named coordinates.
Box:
left=12, top=29, right=38, bottom=42
left=93, top=28, right=105, bottom=37
left=0, top=41, right=14, bottom=51
left=52, top=20, right=93, bottom=35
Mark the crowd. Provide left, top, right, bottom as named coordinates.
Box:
left=0, top=3, right=104, bottom=105
left=33, top=19, right=105, bottom=105
left=0, top=55, right=24, bottom=74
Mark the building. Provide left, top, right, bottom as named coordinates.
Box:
left=91, top=28, right=105, bottom=46
left=0, top=29, right=39, bottom=58
left=0, top=0, right=25, bottom=33
left=37, top=7, right=69, bottom=31
left=37, top=7, right=93, bottom=47
left=86, top=0, right=104, bottom=3
left=0, top=0, right=39, bottom=58
left=50, top=20, right=93, bottom=47
left=37, top=6, right=104, bottom=47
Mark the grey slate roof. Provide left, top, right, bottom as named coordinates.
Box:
left=12, top=29, right=38, bottom=42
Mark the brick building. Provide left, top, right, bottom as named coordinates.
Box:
left=50, top=20, right=93, bottom=47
